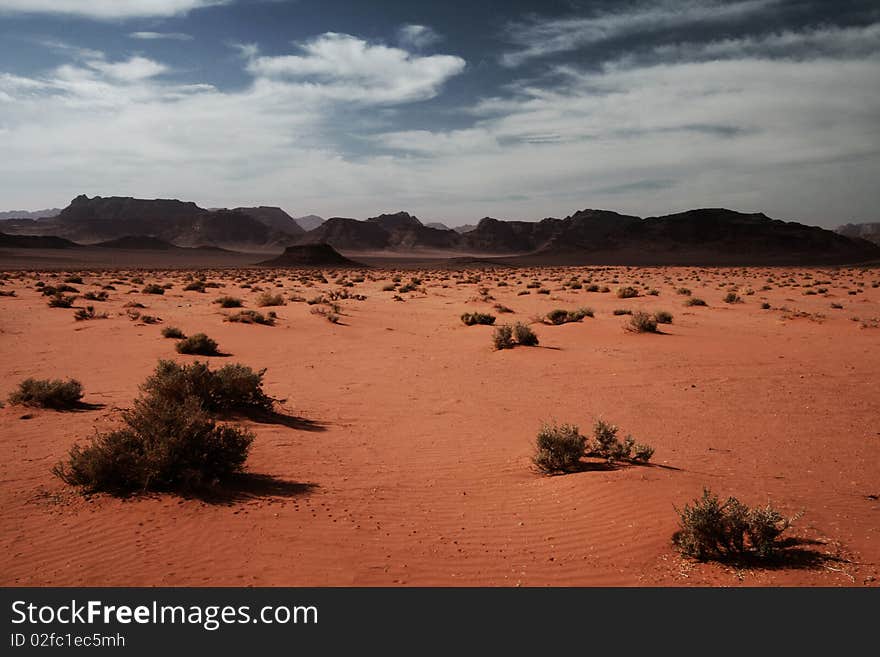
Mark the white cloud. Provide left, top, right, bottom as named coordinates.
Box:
left=87, top=56, right=169, bottom=81
left=245, top=33, right=465, bottom=104
left=0, top=0, right=228, bottom=19
left=129, top=31, right=194, bottom=41
left=501, top=0, right=779, bottom=66
left=397, top=24, right=442, bottom=49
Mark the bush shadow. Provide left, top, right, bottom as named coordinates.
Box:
left=190, top=474, right=318, bottom=505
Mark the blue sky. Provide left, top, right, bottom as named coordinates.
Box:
left=0, top=0, right=878, bottom=227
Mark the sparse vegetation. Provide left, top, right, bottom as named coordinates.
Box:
left=461, top=312, right=496, bottom=326
left=492, top=324, right=514, bottom=350
left=513, top=322, right=539, bottom=346
left=544, top=307, right=593, bottom=324
left=673, top=488, right=797, bottom=561
left=256, top=292, right=285, bottom=307
left=214, top=296, right=243, bottom=308
left=142, top=284, right=165, bottom=295
left=684, top=297, right=707, bottom=307
left=8, top=378, right=84, bottom=409
left=227, top=310, right=275, bottom=326
left=625, top=311, right=658, bottom=333
left=176, top=333, right=220, bottom=356
left=723, top=292, right=742, bottom=304
left=533, top=422, right=586, bottom=473
left=653, top=310, right=673, bottom=324
left=617, top=286, right=638, bottom=299
left=161, top=326, right=186, bottom=339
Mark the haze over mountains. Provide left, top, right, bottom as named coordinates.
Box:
left=1, top=195, right=878, bottom=265
left=836, top=222, right=880, bottom=247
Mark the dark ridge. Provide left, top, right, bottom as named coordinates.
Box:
left=257, top=243, right=364, bottom=267
left=95, top=235, right=178, bottom=250
left=0, top=232, right=80, bottom=249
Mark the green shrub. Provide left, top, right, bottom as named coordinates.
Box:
left=492, top=324, right=514, bottom=350
left=53, top=395, right=253, bottom=494
left=176, top=333, right=220, bottom=356
left=214, top=296, right=243, bottom=308
left=673, top=489, right=795, bottom=560
left=625, top=311, right=658, bottom=333
left=141, top=360, right=274, bottom=414
left=161, top=326, right=186, bottom=339
left=513, top=322, right=539, bottom=346
left=461, top=312, right=496, bottom=326
left=8, top=378, right=83, bottom=409
left=588, top=419, right=653, bottom=463
left=533, top=422, right=586, bottom=473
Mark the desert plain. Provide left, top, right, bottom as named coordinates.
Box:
left=1, top=260, right=878, bottom=587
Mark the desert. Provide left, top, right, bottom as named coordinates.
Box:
left=1, top=258, right=878, bottom=586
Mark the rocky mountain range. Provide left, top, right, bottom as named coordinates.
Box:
left=0, top=208, right=61, bottom=220
left=836, top=222, right=880, bottom=246
left=1, top=196, right=878, bottom=264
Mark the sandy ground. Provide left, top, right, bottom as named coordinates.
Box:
left=1, top=263, right=878, bottom=587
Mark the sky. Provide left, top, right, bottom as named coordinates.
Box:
left=0, top=0, right=878, bottom=228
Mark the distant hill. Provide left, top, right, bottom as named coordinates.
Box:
left=234, top=206, right=304, bottom=236
left=0, top=232, right=79, bottom=249
left=0, top=208, right=61, bottom=220
left=296, top=211, right=459, bottom=251
left=258, top=243, right=363, bottom=267
left=41, top=195, right=298, bottom=250
left=454, top=224, right=477, bottom=234
left=426, top=222, right=450, bottom=230
left=294, top=215, right=325, bottom=232
left=836, top=222, right=880, bottom=246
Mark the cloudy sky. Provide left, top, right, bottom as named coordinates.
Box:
left=0, top=0, right=878, bottom=227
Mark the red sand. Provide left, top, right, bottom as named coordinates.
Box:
left=1, top=265, right=878, bottom=586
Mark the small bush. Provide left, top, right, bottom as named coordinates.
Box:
left=513, top=322, right=539, bottom=346
left=653, top=310, right=673, bottom=324
left=723, top=292, right=742, bottom=304
left=617, top=286, right=638, bottom=299
left=588, top=419, right=653, bottom=463
left=544, top=307, right=593, bottom=325
left=684, top=297, right=707, bottom=307
left=48, top=294, right=75, bottom=308
left=493, top=303, right=514, bottom=314
left=613, top=309, right=632, bottom=316
left=74, top=305, right=107, bottom=321
left=256, top=292, right=285, bottom=307
left=142, top=284, right=165, bottom=295
left=53, top=395, right=253, bottom=494
left=461, top=312, right=496, bottom=326
left=214, top=296, right=243, bottom=308
left=673, top=489, right=795, bottom=561
left=176, top=333, right=220, bottom=356
left=761, top=302, right=771, bottom=309
left=625, top=311, right=658, bottom=333
left=161, top=326, right=186, bottom=339
left=227, top=310, right=275, bottom=326
left=9, top=378, right=83, bottom=409
left=533, top=422, right=586, bottom=473
left=83, top=290, right=108, bottom=302
left=142, top=360, right=274, bottom=414
left=184, top=280, right=206, bottom=292
left=492, top=324, right=514, bottom=350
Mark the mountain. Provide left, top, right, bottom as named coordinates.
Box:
left=234, top=206, right=304, bottom=236
left=426, top=222, right=450, bottom=230
left=296, top=211, right=459, bottom=251
left=453, top=224, right=478, bottom=233
left=96, top=235, right=179, bottom=250
left=294, top=214, right=325, bottom=232
left=258, top=243, right=363, bottom=267
left=45, top=195, right=296, bottom=249
left=837, top=222, right=880, bottom=246
left=0, top=232, right=79, bottom=249
left=0, top=208, right=61, bottom=220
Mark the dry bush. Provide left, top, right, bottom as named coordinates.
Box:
left=8, top=378, right=83, bottom=409
left=176, top=333, right=220, bottom=356
left=461, top=312, right=496, bottom=326
left=533, top=422, right=586, bottom=473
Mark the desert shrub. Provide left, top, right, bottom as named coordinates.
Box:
left=544, top=307, right=593, bottom=325
left=64, top=275, right=84, bottom=284
left=176, top=333, right=220, bottom=356
left=47, top=294, right=75, bottom=308
left=685, top=297, right=707, bottom=307
left=382, top=283, right=397, bottom=291
left=761, top=302, right=771, bottom=309
left=625, top=311, right=658, bottom=333
left=492, top=324, right=514, bottom=350
left=161, top=326, right=186, bottom=339
left=536, top=288, right=550, bottom=295
left=493, top=304, right=514, bottom=314
left=227, top=310, right=275, bottom=326
left=74, top=305, right=106, bottom=321
left=53, top=395, right=253, bottom=494
left=513, top=322, right=539, bottom=346
left=256, top=292, right=285, bottom=307
left=613, top=309, right=632, bottom=316
left=723, top=292, right=742, bottom=304
left=310, top=306, right=341, bottom=323
left=214, top=296, right=243, bottom=308
left=142, top=284, right=165, bottom=295
left=141, top=360, right=274, bottom=414
left=184, top=281, right=206, bottom=292
left=8, top=378, right=83, bottom=409
left=632, top=443, right=655, bottom=462
left=461, top=312, right=496, bottom=326
left=588, top=419, right=653, bottom=463
left=673, top=489, right=795, bottom=561
left=83, top=290, right=108, bottom=302
left=677, top=287, right=692, bottom=296
left=533, top=422, right=586, bottom=473
left=617, top=286, right=638, bottom=299
left=654, top=310, right=673, bottom=324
